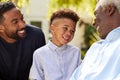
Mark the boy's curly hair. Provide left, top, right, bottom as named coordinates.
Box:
left=50, top=9, right=79, bottom=25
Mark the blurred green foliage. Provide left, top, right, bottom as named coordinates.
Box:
left=81, top=23, right=100, bottom=59
left=48, top=0, right=97, bottom=19
left=0, top=0, right=29, bottom=8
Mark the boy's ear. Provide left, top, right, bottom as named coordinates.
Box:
left=107, top=4, right=116, bottom=16
left=50, top=24, right=55, bottom=33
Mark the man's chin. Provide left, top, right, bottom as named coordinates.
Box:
left=20, top=34, right=26, bottom=39
left=17, top=33, right=26, bottom=39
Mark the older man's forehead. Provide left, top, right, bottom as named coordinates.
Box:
left=95, top=0, right=103, bottom=11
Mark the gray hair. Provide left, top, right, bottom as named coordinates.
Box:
left=96, top=0, right=120, bottom=13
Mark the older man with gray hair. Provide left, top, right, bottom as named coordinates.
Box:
left=70, top=0, right=120, bottom=80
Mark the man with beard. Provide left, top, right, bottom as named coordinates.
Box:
left=0, top=1, right=46, bottom=80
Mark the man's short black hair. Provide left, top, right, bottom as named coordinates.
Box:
left=0, top=1, right=16, bottom=24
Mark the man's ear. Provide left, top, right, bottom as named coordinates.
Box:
left=107, top=4, right=116, bottom=16
left=0, top=25, right=4, bottom=32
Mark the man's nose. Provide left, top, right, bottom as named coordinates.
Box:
left=19, top=20, right=26, bottom=29
left=92, top=18, right=96, bottom=26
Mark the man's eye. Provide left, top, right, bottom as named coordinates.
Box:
left=12, top=20, right=18, bottom=24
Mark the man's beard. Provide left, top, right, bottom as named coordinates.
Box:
left=7, top=28, right=26, bottom=40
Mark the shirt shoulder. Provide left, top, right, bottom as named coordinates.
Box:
left=33, top=45, right=48, bottom=55
left=26, top=25, right=44, bottom=36
left=25, top=25, right=46, bottom=46
left=67, top=45, right=80, bottom=51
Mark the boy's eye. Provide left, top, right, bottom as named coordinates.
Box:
left=63, top=27, right=67, bottom=31
left=71, top=30, right=75, bottom=33
left=64, top=27, right=67, bottom=30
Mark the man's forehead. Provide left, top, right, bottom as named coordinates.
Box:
left=95, top=0, right=103, bottom=11
left=95, top=3, right=100, bottom=12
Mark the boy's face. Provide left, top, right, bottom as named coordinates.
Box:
left=50, top=18, right=76, bottom=47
